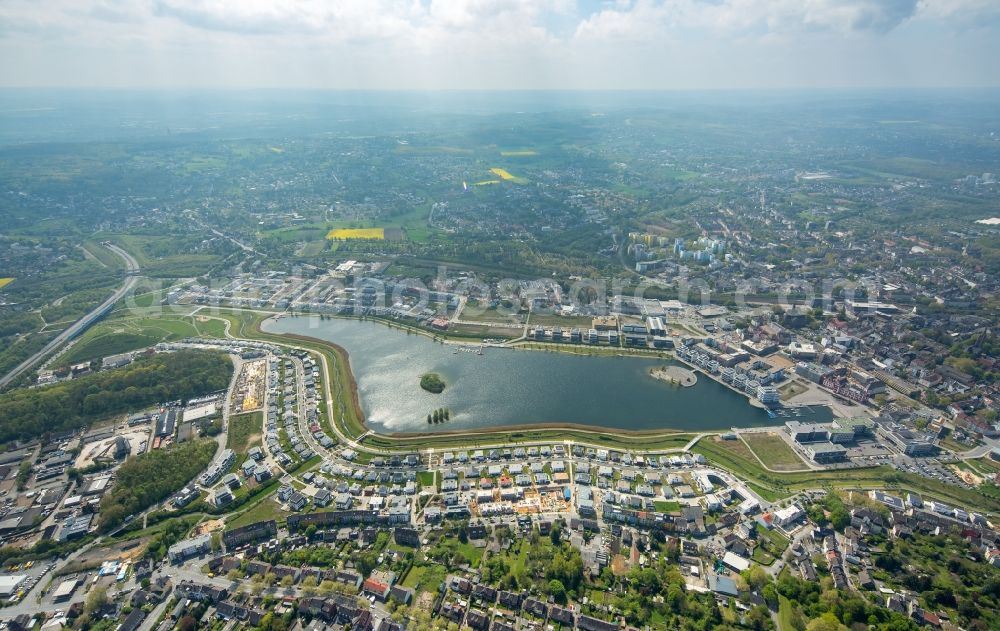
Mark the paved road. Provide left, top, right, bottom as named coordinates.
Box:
left=0, top=243, right=140, bottom=390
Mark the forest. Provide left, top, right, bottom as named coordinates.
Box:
left=98, top=438, right=218, bottom=530
left=0, top=350, right=232, bottom=444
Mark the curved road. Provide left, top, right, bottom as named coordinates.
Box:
left=0, top=243, right=140, bottom=390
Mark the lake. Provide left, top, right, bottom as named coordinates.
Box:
left=262, top=316, right=832, bottom=434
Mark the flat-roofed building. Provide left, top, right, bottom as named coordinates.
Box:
left=0, top=575, right=27, bottom=599
left=167, top=534, right=211, bottom=563
left=52, top=578, right=80, bottom=602
left=785, top=421, right=830, bottom=444
left=806, top=443, right=847, bottom=464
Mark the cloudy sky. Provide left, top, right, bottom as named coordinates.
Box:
left=0, top=0, right=997, bottom=89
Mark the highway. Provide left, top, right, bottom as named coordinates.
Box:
left=0, top=242, right=141, bottom=390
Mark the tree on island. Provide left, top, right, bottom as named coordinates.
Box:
left=420, top=372, right=446, bottom=393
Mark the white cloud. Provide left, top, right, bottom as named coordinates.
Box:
left=919, top=0, right=1000, bottom=26
left=0, top=0, right=995, bottom=88
left=575, top=0, right=922, bottom=42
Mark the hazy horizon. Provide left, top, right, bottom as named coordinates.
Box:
left=2, top=0, right=999, bottom=90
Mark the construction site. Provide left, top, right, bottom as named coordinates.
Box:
left=231, top=358, right=266, bottom=414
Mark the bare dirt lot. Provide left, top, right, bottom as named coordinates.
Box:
left=75, top=429, right=151, bottom=468
left=611, top=554, right=630, bottom=576
left=191, top=518, right=225, bottom=537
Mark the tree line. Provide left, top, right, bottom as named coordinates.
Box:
left=97, top=438, right=218, bottom=531
left=427, top=408, right=451, bottom=424
left=0, top=350, right=232, bottom=444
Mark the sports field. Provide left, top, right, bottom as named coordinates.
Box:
left=326, top=228, right=385, bottom=240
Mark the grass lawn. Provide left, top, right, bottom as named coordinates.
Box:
left=459, top=300, right=523, bottom=324
left=227, top=494, right=289, bottom=529
left=227, top=412, right=262, bottom=455
left=777, top=596, right=799, bottom=631
left=129, top=289, right=167, bottom=308
left=778, top=381, right=809, bottom=401
left=417, top=471, right=436, bottom=489
left=757, top=523, right=790, bottom=550
left=966, top=457, right=1000, bottom=476
left=57, top=314, right=203, bottom=366
left=194, top=317, right=229, bottom=338
left=81, top=240, right=125, bottom=270
left=401, top=563, right=447, bottom=593
left=742, top=433, right=806, bottom=471
left=752, top=546, right=777, bottom=565
left=653, top=501, right=682, bottom=513
left=752, top=524, right=788, bottom=566
left=939, top=436, right=978, bottom=453
left=364, top=426, right=695, bottom=453
left=429, top=538, right=483, bottom=568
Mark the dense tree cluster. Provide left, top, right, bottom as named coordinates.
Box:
left=873, top=532, right=999, bottom=630
left=142, top=516, right=202, bottom=562
left=0, top=350, right=232, bottom=443
left=480, top=527, right=583, bottom=597
left=773, top=573, right=919, bottom=631
left=98, top=438, right=218, bottom=530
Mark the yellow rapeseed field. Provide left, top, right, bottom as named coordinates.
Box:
left=489, top=168, right=529, bottom=184
left=326, top=228, right=385, bottom=240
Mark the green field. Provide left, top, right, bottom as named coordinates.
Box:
left=227, top=490, right=289, bottom=529
left=754, top=522, right=789, bottom=566
left=401, top=563, right=446, bottom=593
left=939, top=436, right=977, bottom=454
left=967, top=457, right=1000, bottom=476
left=81, top=241, right=125, bottom=270
left=227, top=412, right=262, bottom=455
left=57, top=315, right=208, bottom=366
left=128, top=289, right=168, bottom=308
left=741, top=433, right=806, bottom=471
left=100, top=233, right=227, bottom=278
left=321, top=204, right=436, bottom=244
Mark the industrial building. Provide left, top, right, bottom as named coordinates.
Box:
left=0, top=575, right=26, bottom=599
left=155, top=408, right=179, bottom=438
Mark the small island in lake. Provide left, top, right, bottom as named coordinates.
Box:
left=420, top=372, right=446, bottom=393
left=650, top=365, right=697, bottom=387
